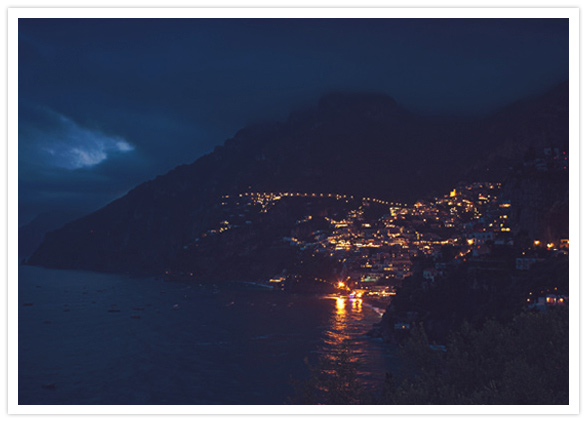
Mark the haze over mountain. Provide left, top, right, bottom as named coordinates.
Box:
left=27, top=82, right=568, bottom=275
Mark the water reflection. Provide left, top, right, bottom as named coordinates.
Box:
left=322, top=296, right=367, bottom=360
left=317, top=295, right=388, bottom=395
left=336, top=296, right=346, bottom=315
left=351, top=298, right=362, bottom=313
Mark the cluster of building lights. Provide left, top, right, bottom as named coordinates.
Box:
left=195, top=181, right=566, bottom=305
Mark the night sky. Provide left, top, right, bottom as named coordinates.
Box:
left=18, top=18, right=569, bottom=225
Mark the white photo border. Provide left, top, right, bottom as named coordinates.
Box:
left=6, top=5, right=580, bottom=416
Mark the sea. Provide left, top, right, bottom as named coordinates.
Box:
left=18, top=265, right=398, bottom=405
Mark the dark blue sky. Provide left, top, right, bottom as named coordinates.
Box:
left=18, top=18, right=569, bottom=225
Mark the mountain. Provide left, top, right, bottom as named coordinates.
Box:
left=27, top=84, right=569, bottom=275
left=18, top=210, right=84, bottom=259
left=466, top=81, right=569, bottom=180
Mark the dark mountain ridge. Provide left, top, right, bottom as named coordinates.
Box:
left=466, top=80, right=569, bottom=180
left=27, top=83, right=569, bottom=275
left=18, top=210, right=83, bottom=259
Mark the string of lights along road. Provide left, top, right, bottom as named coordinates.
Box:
left=225, top=192, right=409, bottom=208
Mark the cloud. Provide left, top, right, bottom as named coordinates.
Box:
left=23, top=107, right=134, bottom=170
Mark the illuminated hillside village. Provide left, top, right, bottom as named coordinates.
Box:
left=166, top=146, right=568, bottom=318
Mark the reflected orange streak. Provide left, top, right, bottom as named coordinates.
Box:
left=336, top=296, right=346, bottom=315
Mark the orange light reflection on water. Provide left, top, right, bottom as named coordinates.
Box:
left=351, top=297, right=362, bottom=312
left=335, top=296, right=346, bottom=315
left=324, top=295, right=365, bottom=351
left=320, top=296, right=364, bottom=382
left=319, top=295, right=392, bottom=394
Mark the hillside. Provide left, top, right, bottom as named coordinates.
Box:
left=27, top=84, right=568, bottom=275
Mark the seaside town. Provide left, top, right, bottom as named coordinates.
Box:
left=178, top=146, right=569, bottom=318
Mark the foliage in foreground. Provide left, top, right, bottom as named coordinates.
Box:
left=383, top=307, right=569, bottom=405
left=290, top=308, right=569, bottom=405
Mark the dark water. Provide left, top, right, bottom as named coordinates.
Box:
left=18, top=265, right=397, bottom=405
